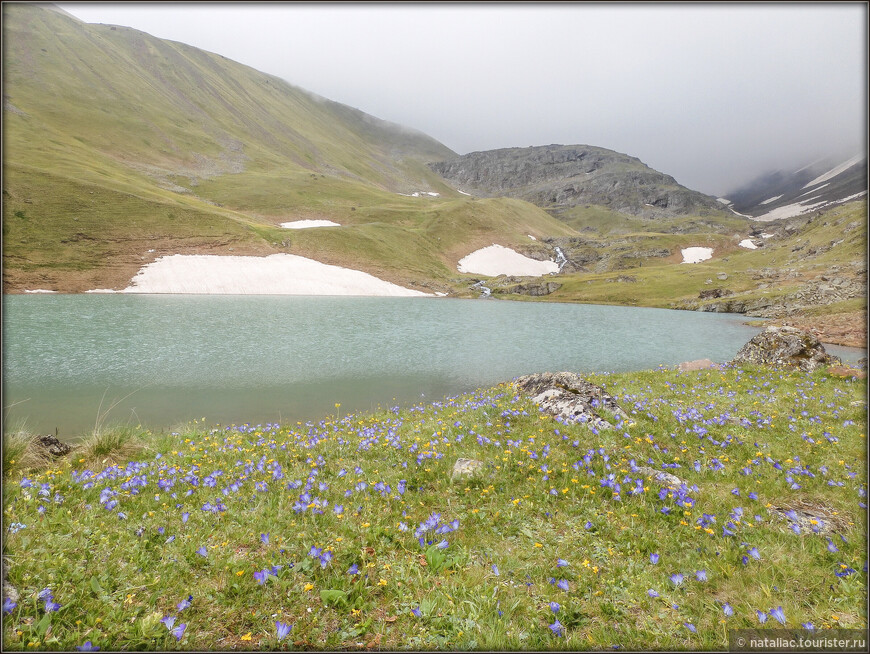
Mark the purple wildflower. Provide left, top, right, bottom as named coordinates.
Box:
left=556, top=579, right=569, bottom=591
left=275, top=620, right=292, bottom=641
left=171, top=623, right=187, bottom=641
left=670, top=573, right=684, bottom=586
left=492, top=564, right=499, bottom=576
left=556, top=558, right=569, bottom=567
left=161, top=615, right=176, bottom=630
left=647, top=589, right=659, bottom=598
left=177, top=595, right=192, bottom=612
left=826, top=540, right=839, bottom=553
left=684, top=623, right=697, bottom=633
left=723, top=603, right=734, bottom=617
left=770, top=606, right=786, bottom=625
left=549, top=601, right=560, bottom=613
left=196, top=546, right=207, bottom=557
left=347, top=563, right=359, bottom=575
left=549, top=619, right=565, bottom=636
left=756, top=610, right=768, bottom=624
left=695, top=569, right=708, bottom=582
left=3, top=597, right=16, bottom=614
left=411, top=606, right=422, bottom=617
left=76, top=642, right=100, bottom=652
left=650, top=553, right=660, bottom=565
left=261, top=533, right=270, bottom=545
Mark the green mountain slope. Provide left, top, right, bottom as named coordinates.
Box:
left=2, top=3, right=575, bottom=292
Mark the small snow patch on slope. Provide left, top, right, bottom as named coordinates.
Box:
left=680, top=247, right=713, bottom=264
left=280, top=220, right=340, bottom=229
left=738, top=239, right=758, bottom=250
left=457, top=245, right=558, bottom=277
left=759, top=195, right=782, bottom=205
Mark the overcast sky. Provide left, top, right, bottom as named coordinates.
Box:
left=57, top=2, right=867, bottom=196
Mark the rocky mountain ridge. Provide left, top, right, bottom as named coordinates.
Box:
left=429, top=144, right=728, bottom=220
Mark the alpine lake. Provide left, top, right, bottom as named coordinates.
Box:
left=2, top=294, right=864, bottom=441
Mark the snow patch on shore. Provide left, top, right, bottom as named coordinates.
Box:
left=457, top=245, right=558, bottom=277
left=280, top=220, right=341, bottom=229
left=680, top=247, right=713, bottom=264
left=91, top=254, right=432, bottom=296
left=24, top=289, right=57, bottom=293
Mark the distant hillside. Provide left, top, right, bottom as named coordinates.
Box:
left=2, top=3, right=575, bottom=292
left=428, top=145, right=730, bottom=222
left=719, top=153, right=867, bottom=221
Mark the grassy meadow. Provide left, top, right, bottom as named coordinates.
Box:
left=2, top=364, right=866, bottom=650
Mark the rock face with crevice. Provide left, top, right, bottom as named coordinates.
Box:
left=730, top=326, right=840, bottom=372
left=513, top=371, right=628, bottom=429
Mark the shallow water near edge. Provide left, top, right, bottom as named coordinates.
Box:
left=2, top=295, right=864, bottom=439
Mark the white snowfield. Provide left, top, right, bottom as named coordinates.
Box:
left=457, top=244, right=558, bottom=277
left=755, top=190, right=867, bottom=221
left=759, top=195, right=782, bottom=205
left=802, top=154, right=865, bottom=189
left=24, top=289, right=57, bottom=293
left=92, top=254, right=433, bottom=296
left=279, top=220, right=341, bottom=229
left=680, top=247, right=713, bottom=264
left=738, top=239, right=758, bottom=249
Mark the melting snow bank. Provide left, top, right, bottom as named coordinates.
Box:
left=680, top=247, right=714, bottom=264
left=279, top=220, right=341, bottom=229
left=24, top=289, right=57, bottom=293
left=738, top=239, right=758, bottom=249
left=457, top=245, right=559, bottom=277
left=91, top=254, right=433, bottom=296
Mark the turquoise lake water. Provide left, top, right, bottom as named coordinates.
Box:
left=2, top=295, right=863, bottom=439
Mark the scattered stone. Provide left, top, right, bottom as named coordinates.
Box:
left=717, top=272, right=728, bottom=280
left=769, top=500, right=848, bottom=535
left=826, top=366, right=867, bottom=380
left=698, top=288, right=732, bottom=300
left=37, top=435, right=72, bottom=458
left=677, top=358, right=716, bottom=372
left=513, top=371, right=628, bottom=429
left=451, top=458, right=484, bottom=479
left=634, top=466, right=686, bottom=489
left=730, top=326, right=840, bottom=372
left=506, top=281, right=561, bottom=296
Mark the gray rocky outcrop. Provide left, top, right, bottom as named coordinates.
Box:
left=429, top=145, right=726, bottom=218
left=730, top=326, right=840, bottom=372
left=513, top=371, right=628, bottom=429
left=37, top=435, right=72, bottom=458
left=504, top=281, right=561, bottom=297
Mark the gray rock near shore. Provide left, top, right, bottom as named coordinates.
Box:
left=37, top=435, right=72, bottom=458
left=513, top=371, right=628, bottom=429
left=730, top=326, right=840, bottom=372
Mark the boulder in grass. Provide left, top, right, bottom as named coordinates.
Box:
left=730, top=326, right=840, bottom=372
left=37, top=435, right=72, bottom=458
left=513, top=371, right=628, bottom=429
left=634, top=466, right=686, bottom=489
left=451, top=458, right=484, bottom=479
